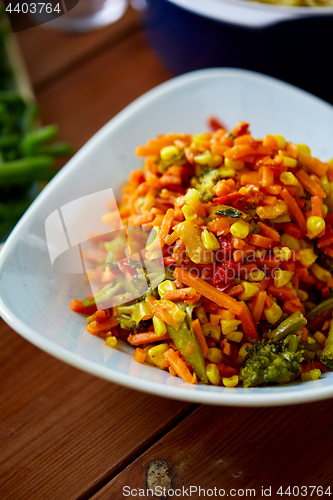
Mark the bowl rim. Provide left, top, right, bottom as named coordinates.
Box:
left=1, top=67, right=333, bottom=407
left=167, top=0, right=333, bottom=28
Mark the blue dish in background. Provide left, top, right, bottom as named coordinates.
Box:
left=142, top=0, right=333, bottom=103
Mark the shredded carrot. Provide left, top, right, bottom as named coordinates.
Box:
left=162, top=287, right=197, bottom=301
left=298, top=155, right=328, bottom=177
left=311, top=195, right=323, bottom=218
left=261, top=166, right=274, bottom=187
left=280, top=188, right=307, bottom=233
left=295, top=170, right=326, bottom=198
left=257, top=221, right=280, bottom=242
left=134, top=348, right=146, bottom=364
left=250, top=290, right=267, bottom=325
left=128, top=331, right=170, bottom=346
left=237, top=301, right=259, bottom=339
left=250, top=234, right=274, bottom=249
left=174, top=268, right=244, bottom=316
left=192, top=319, right=209, bottom=358
left=164, top=348, right=197, bottom=384
left=86, top=317, right=119, bottom=335
left=69, top=299, right=97, bottom=315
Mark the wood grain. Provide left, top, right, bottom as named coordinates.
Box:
left=16, top=6, right=141, bottom=89
left=0, top=320, right=194, bottom=500
left=92, top=400, right=333, bottom=498
left=34, top=29, right=172, bottom=151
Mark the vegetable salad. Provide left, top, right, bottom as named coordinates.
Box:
left=71, top=120, right=333, bottom=388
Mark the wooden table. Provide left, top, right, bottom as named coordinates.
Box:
left=1, top=7, right=333, bottom=500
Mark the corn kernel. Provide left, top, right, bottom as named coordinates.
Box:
left=301, top=369, right=321, bottom=382
left=230, top=220, right=250, bottom=239
left=203, top=323, right=221, bottom=340
left=237, top=342, right=253, bottom=363
left=219, top=167, right=236, bottom=178
left=153, top=316, right=167, bottom=336
left=299, top=248, right=317, bottom=267
left=320, top=174, right=330, bottom=194
left=105, top=336, right=118, bottom=348
left=206, top=363, right=220, bottom=385
left=264, top=302, right=283, bottom=324
left=307, top=336, right=316, bottom=344
left=221, top=319, right=242, bottom=336
left=253, top=249, right=265, bottom=258
left=297, top=289, right=309, bottom=302
left=224, top=331, right=243, bottom=343
left=144, top=345, right=155, bottom=364
left=238, top=281, right=259, bottom=301
left=274, top=269, right=294, bottom=288
left=202, top=229, right=220, bottom=250
left=299, top=238, right=309, bottom=249
left=273, top=246, right=292, bottom=261
left=296, top=144, right=311, bottom=157
left=182, top=204, right=197, bottom=221
left=311, top=263, right=332, bottom=283
left=314, top=331, right=326, bottom=345
left=223, top=375, right=239, bottom=388
left=148, top=344, right=169, bottom=368
left=194, top=151, right=211, bottom=165
left=282, top=156, right=298, bottom=168
left=208, top=347, right=223, bottom=363
left=224, top=157, right=245, bottom=170
left=273, top=135, right=286, bottom=149
left=158, top=280, right=177, bottom=297
left=249, top=269, right=265, bottom=282
left=280, top=172, right=299, bottom=186
left=184, top=188, right=200, bottom=203
left=209, top=155, right=223, bottom=167
left=280, top=233, right=301, bottom=251
left=196, top=305, right=209, bottom=324
left=160, top=145, right=179, bottom=160
left=323, top=204, right=328, bottom=217
left=270, top=214, right=291, bottom=224
left=307, top=216, right=325, bottom=238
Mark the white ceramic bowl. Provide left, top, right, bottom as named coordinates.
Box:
left=1, top=68, right=333, bottom=407
left=168, top=0, right=333, bottom=28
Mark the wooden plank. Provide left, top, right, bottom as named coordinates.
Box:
left=34, top=29, right=172, bottom=151
left=0, top=320, right=194, bottom=500
left=92, top=399, right=333, bottom=498
left=15, top=6, right=141, bottom=89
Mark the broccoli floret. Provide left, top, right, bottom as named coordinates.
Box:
left=240, top=335, right=303, bottom=388
left=320, top=318, right=333, bottom=370
left=195, top=168, right=221, bottom=202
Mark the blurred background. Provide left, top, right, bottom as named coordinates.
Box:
left=1, top=0, right=333, bottom=241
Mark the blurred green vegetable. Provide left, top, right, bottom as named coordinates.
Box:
left=0, top=9, right=73, bottom=240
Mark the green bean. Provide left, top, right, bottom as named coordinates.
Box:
left=0, top=155, right=55, bottom=185
left=166, top=302, right=208, bottom=383
left=306, top=297, right=333, bottom=320
left=21, top=102, right=39, bottom=134
left=0, top=90, right=24, bottom=104
left=94, top=282, right=122, bottom=305
left=0, top=134, right=20, bottom=148
left=266, top=311, right=307, bottom=342
left=37, top=142, right=73, bottom=157
left=22, top=125, right=58, bottom=156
